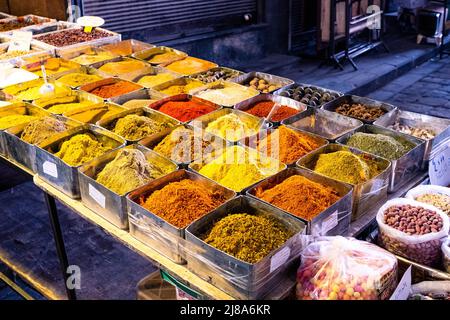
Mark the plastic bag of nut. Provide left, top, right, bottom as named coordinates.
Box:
left=405, top=185, right=450, bottom=217
left=443, top=238, right=450, bottom=273
left=376, top=198, right=450, bottom=267
left=296, top=236, right=398, bottom=300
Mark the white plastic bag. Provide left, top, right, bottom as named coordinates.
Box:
left=443, top=238, right=450, bottom=273
left=376, top=198, right=450, bottom=267
left=296, top=236, right=398, bottom=300
left=405, top=185, right=450, bottom=217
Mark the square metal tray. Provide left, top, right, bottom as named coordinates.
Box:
left=322, top=94, right=397, bottom=124
left=152, top=77, right=204, bottom=96
left=336, top=124, right=426, bottom=193
left=185, top=195, right=306, bottom=300
left=78, top=77, right=143, bottom=100
left=33, top=90, right=104, bottom=114
left=109, top=88, right=165, bottom=108
left=231, top=71, right=294, bottom=94
left=126, top=169, right=236, bottom=264
left=92, top=56, right=154, bottom=81
left=63, top=102, right=126, bottom=124
left=274, top=83, right=343, bottom=108
left=35, top=124, right=126, bottom=198
left=132, top=46, right=187, bottom=66
left=78, top=144, right=177, bottom=229
left=189, top=66, right=243, bottom=84
left=297, top=144, right=391, bottom=221
left=282, top=107, right=364, bottom=141
left=246, top=167, right=353, bottom=236
left=99, top=39, right=156, bottom=57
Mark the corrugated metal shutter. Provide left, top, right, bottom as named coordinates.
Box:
left=81, top=0, right=257, bottom=33
left=289, top=0, right=317, bottom=53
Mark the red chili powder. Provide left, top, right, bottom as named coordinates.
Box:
left=90, top=81, right=141, bottom=98
left=245, top=101, right=300, bottom=122
left=155, top=100, right=216, bottom=122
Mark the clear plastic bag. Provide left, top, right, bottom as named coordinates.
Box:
left=376, top=198, right=450, bottom=267
left=296, top=236, right=398, bottom=300
left=443, top=238, right=450, bottom=273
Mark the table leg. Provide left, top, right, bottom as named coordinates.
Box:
left=43, top=192, right=77, bottom=300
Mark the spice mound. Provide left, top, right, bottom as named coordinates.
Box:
left=198, top=146, right=280, bottom=191
left=112, top=114, right=171, bottom=141
left=154, top=127, right=221, bottom=163
left=40, top=96, right=96, bottom=114
left=155, top=100, right=216, bottom=122
left=35, top=29, right=113, bottom=47
left=122, top=99, right=156, bottom=109
left=29, top=58, right=75, bottom=77
left=388, top=122, right=436, bottom=140
left=257, top=126, right=321, bottom=164
left=195, top=85, right=256, bottom=106
left=0, top=20, right=35, bottom=32
left=20, top=117, right=68, bottom=144
left=346, top=132, right=415, bottom=160
left=278, top=85, right=339, bottom=107
left=89, top=81, right=141, bottom=98
left=203, top=213, right=291, bottom=263
left=0, top=115, right=38, bottom=130
left=56, top=73, right=102, bottom=87
left=98, top=60, right=147, bottom=76
left=54, top=133, right=112, bottom=166
left=159, top=81, right=203, bottom=95
left=414, top=193, right=450, bottom=216
left=335, top=103, right=386, bottom=121
left=65, top=104, right=123, bottom=123
left=165, top=57, right=216, bottom=75
left=70, top=52, right=115, bottom=65
left=5, top=82, right=68, bottom=101
left=137, top=73, right=177, bottom=88
left=255, top=175, right=341, bottom=221
left=245, top=100, right=300, bottom=122
left=314, top=150, right=378, bottom=185
left=139, top=179, right=227, bottom=228
left=245, top=77, right=281, bottom=93
left=96, top=148, right=172, bottom=195
left=147, top=51, right=183, bottom=64
left=205, top=113, right=258, bottom=142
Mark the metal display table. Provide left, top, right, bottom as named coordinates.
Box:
left=0, top=154, right=432, bottom=300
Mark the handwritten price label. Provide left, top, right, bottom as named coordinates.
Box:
left=429, top=142, right=450, bottom=186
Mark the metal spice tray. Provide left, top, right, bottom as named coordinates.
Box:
left=63, top=102, right=126, bottom=124
left=52, top=66, right=105, bottom=89
left=0, top=15, right=56, bottom=34
left=322, top=94, right=397, bottom=124
left=0, top=102, right=50, bottom=156
left=274, top=83, right=343, bottom=108
left=0, top=12, right=14, bottom=20
left=231, top=71, right=294, bottom=94
left=147, top=93, right=221, bottom=123
left=78, top=77, right=143, bottom=100
left=246, top=167, right=353, bottom=236
left=35, top=124, right=126, bottom=198
left=33, top=90, right=104, bottom=114
left=92, top=56, right=154, bottom=81
left=57, top=45, right=120, bottom=67
left=126, top=169, right=236, bottom=264
left=132, top=46, right=188, bottom=66
left=297, top=143, right=391, bottom=221
left=189, top=80, right=260, bottom=108
left=3, top=114, right=81, bottom=172
left=1, top=78, right=71, bottom=102
left=20, top=21, right=78, bottom=36
left=282, top=107, right=364, bottom=142
left=185, top=195, right=306, bottom=300
left=139, top=123, right=231, bottom=168
left=130, top=66, right=182, bottom=89
left=78, top=144, right=178, bottom=229
left=99, top=39, right=156, bottom=57
left=336, top=124, right=426, bottom=193
left=234, top=93, right=308, bottom=127
left=96, top=106, right=180, bottom=144
left=109, top=88, right=165, bottom=108
left=189, top=108, right=269, bottom=144
left=152, top=77, right=204, bottom=97
left=21, top=57, right=83, bottom=79
left=33, top=27, right=121, bottom=55
left=189, top=66, right=244, bottom=84
left=0, top=42, right=53, bottom=67
left=374, top=109, right=450, bottom=162
left=189, top=145, right=286, bottom=194
left=238, top=125, right=328, bottom=166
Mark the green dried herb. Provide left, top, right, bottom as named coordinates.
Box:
left=203, top=213, right=291, bottom=263
left=346, top=132, right=415, bottom=160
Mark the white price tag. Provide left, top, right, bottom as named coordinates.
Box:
left=390, top=266, right=412, bottom=300
left=270, top=247, right=291, bottom=273
left=88, top=184, right=106, bottom=208
left=8, top=31, right=32, bottom=53
left=321, top=210, right=339, bottom=235
left=429, top=143, right=450, bottom=186
left=43, top=161, right=58, bottom=178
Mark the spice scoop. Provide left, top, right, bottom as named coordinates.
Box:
left=38, top=59, right=55, bottom=95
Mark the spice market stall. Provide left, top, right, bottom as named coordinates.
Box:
left=0, top=11, right=449, bottom=301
